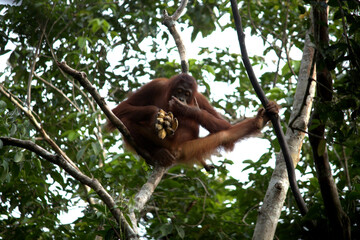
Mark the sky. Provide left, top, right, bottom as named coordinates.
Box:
left=0, top=0, right=20, bottom=6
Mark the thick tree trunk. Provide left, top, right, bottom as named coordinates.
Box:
left=252, top=23, right=316, bottom=239
left=308, top=1, right=351, bottom=239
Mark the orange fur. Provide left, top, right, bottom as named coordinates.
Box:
left=107, top=73, right=277, bottom=170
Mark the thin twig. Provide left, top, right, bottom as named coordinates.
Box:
left=337, top=0, right=360, bottom=70
left=27, top=24, right=46, bottom=108
left=0, top=84, right=79, bottom=171
left=282, top=0, right=298, bottom=83
left=341, top=146, right=351, bottom=191
left=186, top=177, right=209, bottom=227
left=34, top=73, right=82, bottom=112
left=242, top=203, right=260, bottom=226
left=246, top=0, right=297, bottom=82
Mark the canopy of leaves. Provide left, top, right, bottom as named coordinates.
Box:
left=0, top=0, right=359, bottom=239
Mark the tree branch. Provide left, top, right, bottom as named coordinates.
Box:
left=230, top=0, right=308, bottom=216
left=129, top=166, right=168, bottom=234
left=253, top=20, right=317, bottom=239
left=309, top=2, right=351, bottom=239
left=119, top=4, right=196, bottom=229
left=246, top=0, right=298, bottom=82
left=57, top=61, right=154, bottom=164
left=288, top=54, right=317, bottom=130
left=0, top=84, right=79, bottom=171
left=162, top=0, right=189, bottom=73
left=0, top=137, right=137, bottom=239
left=57, top=61, right=167, bottom=237
left=34, top=73, right=82, bottom=112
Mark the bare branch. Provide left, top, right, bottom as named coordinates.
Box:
left=34, top=73, right=82, bottom=112
left=171, top=0, right=188, bottom=21
left=129, top=166, right=168, bottom=233
left=185, top=177, right=208, bottom=227
left=333, top=147, right=352, bottom=191
left=44, top=30, right=58, bottom=62
left=242, top=203, right=260, bottom=226
left=0, top=137, right=137, bottom=239
left=56, top=61, right=154, bottom=165
left=162, top=0, right=189, bottom=73
left=0, top=84, right=79, bottom=171
left=246, top=0, right=298, bottom=82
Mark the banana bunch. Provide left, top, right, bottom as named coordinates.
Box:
left=155, top=109, right=178, bottom=139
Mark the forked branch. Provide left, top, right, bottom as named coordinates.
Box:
left=162, top=0, right=189, bottom=73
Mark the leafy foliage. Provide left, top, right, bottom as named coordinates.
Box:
left=0, top=0, right=359, bottom=239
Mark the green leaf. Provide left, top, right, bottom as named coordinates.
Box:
left=91, top=142, right=101, bottom=155
left=0, top=165, right=9, bottom=182
left=68, top=130, right=79, bottom=141
left=34, top=158, right=42, bottom=172
left=0, top=100, right=6, bottom=109
left=76, top=145, right=87, bottom=161
left=160, top=224, right=173, bottom=237
left=77, top=37, right=86, bottom=49
left=298, top=5, right=306, bottom=14
left=101, top=19, right=110, bottom=33
left=123, top=213, right=133, bottom=229
left=110, top=31, right=118, bottom=39
left=203, top=65, right=215, bottom=75
left=175, top=225, right=185, bottom=239
left=267, top=87, right=284, bottom=99
left=10, top=124, right=17, bottom=136
left=89, top=18, right=101, bottom=33
left=51, top=170, right=65, bottom=187
left=14, top=152, right=23, bottom=162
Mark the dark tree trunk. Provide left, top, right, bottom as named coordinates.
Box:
left=308, top=1, right=351, bottom=239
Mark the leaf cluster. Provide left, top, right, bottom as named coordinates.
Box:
left=0, top=0, right=360, bottom=239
